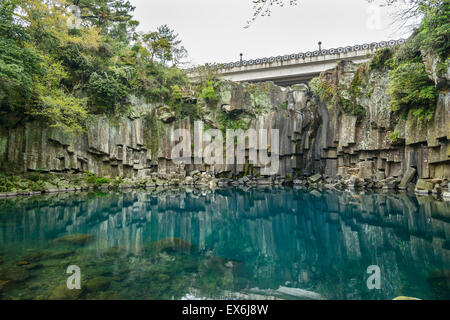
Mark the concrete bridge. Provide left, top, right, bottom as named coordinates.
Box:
left=188, top=39, right=405, bottom=86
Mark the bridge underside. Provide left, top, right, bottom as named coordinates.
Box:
left=239, top=72, right=321, bottom=87
left=217, top=55, right=370, bottom=87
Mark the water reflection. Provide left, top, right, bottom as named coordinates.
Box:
left=0, top=187, right=449, bottom=300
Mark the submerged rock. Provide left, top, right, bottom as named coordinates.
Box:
left=23, top=253, right=43, bottom=262
left=50, top=284, right=84, bottom=300
left=24, top=263, right=43, bottom=271
left=0, top=268, right=31, bottom=282
left=48, top=250, right=75, bottom=259
left=85, top=277, right=111, bottom=293
left=54, top=234, right=94, bottom=246
left=147, top=237, right=193, bottom=254
left=0, top=280, right=19, bottom=293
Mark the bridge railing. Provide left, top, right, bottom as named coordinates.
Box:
left=186, top=39, right=406, bottom=74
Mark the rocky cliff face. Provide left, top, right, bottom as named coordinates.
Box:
left=0, top=60, right=449, bottom=189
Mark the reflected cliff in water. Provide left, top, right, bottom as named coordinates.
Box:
left=0, top=187, right=449, bottom=300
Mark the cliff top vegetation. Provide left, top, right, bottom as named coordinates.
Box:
left=0, top=0, right=189, bottom=133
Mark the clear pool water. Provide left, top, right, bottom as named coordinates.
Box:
left=0, top=187, right=449, bottom=300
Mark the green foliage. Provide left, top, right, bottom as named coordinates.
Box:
left=410, top=107, right=434, bottom=124
left=139, top=63, right=188, bottom=104
left=340, top=64, right=367, bottom=116
left=389, top=36, right=423, bottom=68
left=0, top=0, right=189, bottom=133
left=369, top=48, right=393, bottom=70
left=0, top=0, right=44, bottom=109
left=85, top=172, right=113, bottom=186
left=141, top=25, right=187, bottom=66
left=171, top=85, right=183, bottom=101
left=216, top=110, right=252, bottom=135
left=388, top=130, right=399, bottom=143
left=387, top=61, right=438, bottom=113
left=71, top=0, right=139, bottom=43
left=417, top=0, right=449, bottom=59
left=377, top=1, right=447, bottom=121
left=310, top=63, right=368, bottom=117
left=87, top=68, right=130, bottom=112
left=199, top=80, right=218, bottom=103
left=310, top=0, right=447, bottom=122
left=309, top=76, right=334, bottom=102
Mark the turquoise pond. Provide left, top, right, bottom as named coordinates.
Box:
left=0, top=187, right=449, bottom=300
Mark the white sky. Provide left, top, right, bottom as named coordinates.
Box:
left=129, top=0, right=412, bottom=66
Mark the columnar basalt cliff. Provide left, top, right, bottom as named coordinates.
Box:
left=0, top=55, right=449, bottom=194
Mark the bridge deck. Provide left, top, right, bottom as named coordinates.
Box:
left=188, top=40, right=405, bottom=86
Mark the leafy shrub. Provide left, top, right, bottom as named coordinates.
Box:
left=387, top=61, right=438, bottom=113
left=85, top=172, right=113, bottom=187
left=199, top=80, right=218, bottom=103
left=388, top=130, right=399, bottom=143
left=87, top=69, right=130, bottom=111
left=369, top=48, right=393, bottom=70
left=309, top=76, right=333, bottom=102
left=418, top=1, right=450, bottom=59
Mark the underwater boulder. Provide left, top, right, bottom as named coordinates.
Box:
left=50, top=284, right=84, bottom=300
left=85, top=277, right=111, bottom=293
left=147, top=237, right=193, bottom=254
left=0, top=268, right=31, bottom=282
left=54, top=234, right=94, bottom=246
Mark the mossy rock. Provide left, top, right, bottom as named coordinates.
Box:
left=22, top=253, right=43, bottom=262
left=85, top=276, right=111, bottom=293
left=147, top=237, right=193, bottom=254
left=24, top=263, right=43, bottom=271
left=50, top=284, right=84, bottom=300
left=92, top=290, right=124, bottom=300
left=0, top=279, right=23, bottom=293
left=415, top=179, right=435, bottom=191
left=103, top=246, right=127, bottom=257
left=47, top=250, right=75, bottom=259
left=0, top=268, right=31, bottom=282
left=54, top=234, right=94, bottom=246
